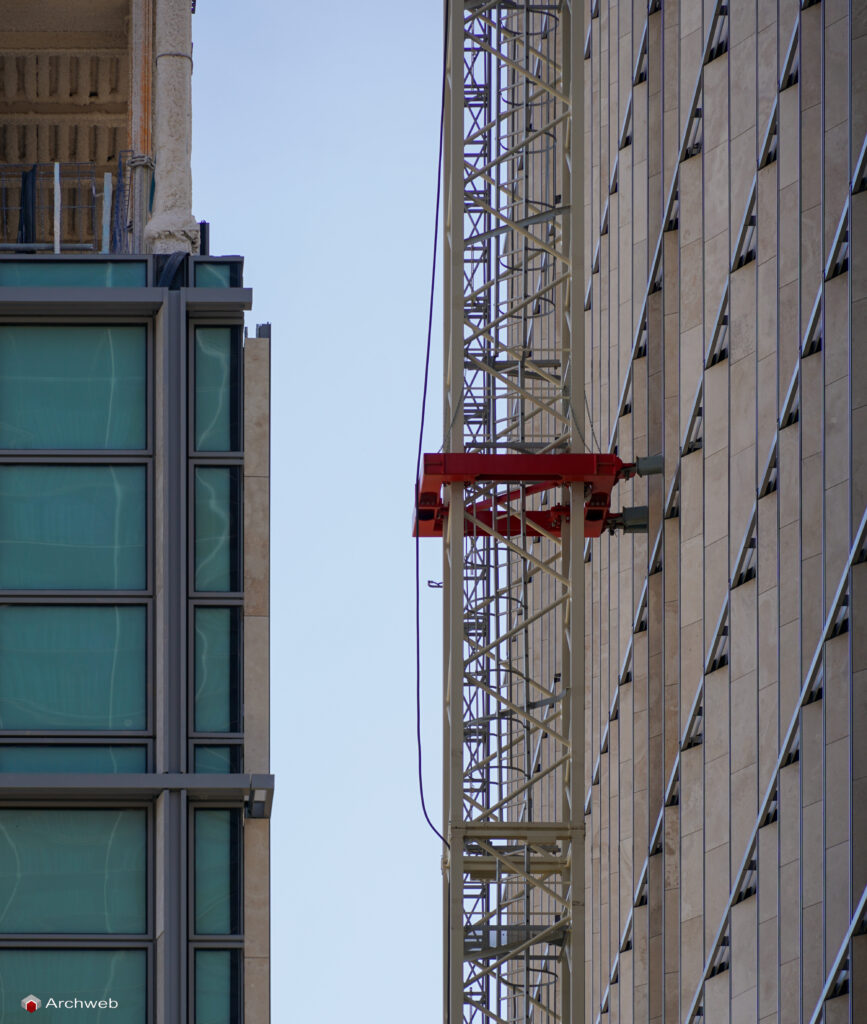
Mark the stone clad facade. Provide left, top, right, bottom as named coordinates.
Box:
left=583, top=2, right=865, bottom=1021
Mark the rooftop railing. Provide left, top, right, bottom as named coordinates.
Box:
left=0, top=155, right=142, bottom=254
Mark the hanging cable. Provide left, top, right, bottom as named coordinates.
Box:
left=415, top=0, right=450, bottom=849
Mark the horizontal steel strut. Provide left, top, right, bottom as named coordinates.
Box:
left=414, top=452, right=661, bottom=539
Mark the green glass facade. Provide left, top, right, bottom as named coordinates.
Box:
left=195, top=327, right=234, bottom=451
left=194, top=467, right=239, bottom=592
left=0, top=745, right=147, bottom=773
left=0, top=261, right=147, bottom=288
left=194, top=746, right=239, bottom=773
left=0, top=324, right=146, bottom=449
left=0, top=254, right=262, bottom=1022
left=194, top=607, right=238, bottom=732
left=0, top=808, right=146, bottom=933
left=0, top=605, right=146, bottom=730
left=194, top=262, right=233, bottom=289
left=194, top=809, right=240, bottom=935
left=195, top=950, right=240, bottom=1024
left=194, top=323, right=241, bottom=458
left=0, top=949, right=147, bottom=1021
left=0, top=465, right=146, bottom=589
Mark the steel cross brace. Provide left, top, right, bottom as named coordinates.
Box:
left=413, top=452, right=659, bottom=539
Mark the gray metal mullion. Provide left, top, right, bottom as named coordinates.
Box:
left=163, top=289, right=185, bottom=776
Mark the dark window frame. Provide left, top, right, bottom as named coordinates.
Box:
left=0, top=318, right=154, bottom=456
left=190, top=944, right=243, bottom=1024
left=189, top=601, right=244, bottom=737
left=0, top=801, right=154, bottom=942
left=189, top=805, right=244, bottom=941
left=188, top=322, right=244, bottom=458
left=189, top=463, right=243, bottom=596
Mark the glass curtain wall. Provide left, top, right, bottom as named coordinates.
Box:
left=189, top=323, right=244, bottom=1021
left=0, top=322, right=151, bottom=1022
left=190, top=325, right=243, bottom=778
left=0, top=324, right=150, bottom=765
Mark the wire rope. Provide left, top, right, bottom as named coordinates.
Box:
left=415, top=0, right=450, bottom=849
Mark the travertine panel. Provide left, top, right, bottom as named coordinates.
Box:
left=584, top=3, right=862, bottom=1018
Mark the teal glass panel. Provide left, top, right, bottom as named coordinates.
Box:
left=0, top=809, right=146, bottom=933
left=194, top=262, right=232, bottom=288
left=0, top=949, right=146, bottom=1021
left=0, top=325, right=146, bottom=449
left=195, top=327, right=234, bottom=451
left=194, top=747, right=239, bottom=773
left=194, top=607, right=237, bottom=731
left=0, top=746, right=146, bottom=772
left=0, top=465, right=146, bottom=589
left=0, top=605, right=146, bottom=730
left=194, top=467, right=238, bottom=592
left=0, top=260, right=147, bottom=287
left=194, top=809, right=239, bottom=934
left=195, top=950, right=239, bottom=1024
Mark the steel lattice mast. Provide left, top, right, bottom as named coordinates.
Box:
left=441, top=3, right=584, bottom=1021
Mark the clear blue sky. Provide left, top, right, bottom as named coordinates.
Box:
left=191, top=4, right=446, bottom=1021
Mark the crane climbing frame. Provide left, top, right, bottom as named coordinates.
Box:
left=426, top=3, right=590, bottom=1021
left=414, top=452, right=659, bottom=540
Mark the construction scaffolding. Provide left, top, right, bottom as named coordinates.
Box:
left=440, top=3, right=584, bottom=1021
left=0, top=155, right=147, bottom=254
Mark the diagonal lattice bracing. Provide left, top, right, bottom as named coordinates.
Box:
left=443, top=3, right=584, bottom=1022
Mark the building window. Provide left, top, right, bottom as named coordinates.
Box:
left=0, top=325, right=147, bottom=450
left=0, top=744, right=146, bottom=772
left=193, top=809, right=241, bottom=936
left=195, top=262, right=233, bottom=288
left=0, top=949, right=147, bottom=1020
left=0, top=808, right=146, bottom=933
left=0, top=261, right=147, bottom=288
left=193, top=467, right=240, bottom=593
left=194, top=327, right=240, bottom=452
left=194, top=746, right=241, bottom=774
left=194, top=948, right=241, bottom=1024
left=193, top=260, right=242, bottom=289
left=194, top=607, right=240, bottom=733
left=0, top=605, right=147, bottom=730
left=0, top=465, right=147, bottom=590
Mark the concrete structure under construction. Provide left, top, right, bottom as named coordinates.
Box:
left=430, top=1, right=865, bottom=1022
left=0, top=2, right=271, bottom=1021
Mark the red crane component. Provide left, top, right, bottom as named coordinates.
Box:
left=413, top=452, right=638, bottom=539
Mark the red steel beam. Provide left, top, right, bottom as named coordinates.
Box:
left=414, top=452, right=636, bottom=539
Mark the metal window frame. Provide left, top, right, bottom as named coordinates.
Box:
left=188, top=601, right=244, bottom=738
left=0, top=942, right=153, bottom=1021
left=190, top=743, right=243, bottom=775
left=188, top=804, right=245, bottom=941
left=189, top=323, right=245, bottom=457
left=190, top=944, right=244, bottom=1024
left=0, top=800, right=155, bottom=942
left=0, top=458, right=154, bottom=595
left=0, top=598, right=154, bottom=741
left=190, top=256, right=244, bottom=290
left=189, top=463, right=244, bottom=597
left=0, top=318, right=154, bottom=455
left=0, top=740, right=152, bottom=772
left=0, top=253, right=151, bottom=284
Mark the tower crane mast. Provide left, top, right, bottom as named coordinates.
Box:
left=423, top=4, right=588, bottom=1021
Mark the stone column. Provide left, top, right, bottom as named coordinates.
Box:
left=144, top=0, right=199, bottom=253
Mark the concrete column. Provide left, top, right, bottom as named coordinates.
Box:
left=144, top=0, right=200, bottom=253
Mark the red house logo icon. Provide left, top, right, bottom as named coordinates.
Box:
left=20, top=995, right=41, bottom=1013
